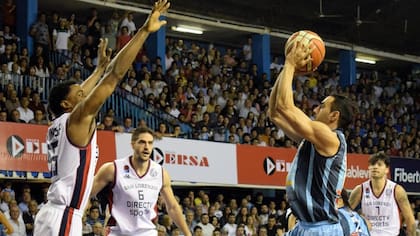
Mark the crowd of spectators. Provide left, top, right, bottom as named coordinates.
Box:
left=0, top=3, right=418, bottom=158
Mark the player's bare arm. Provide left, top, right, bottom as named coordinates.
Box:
left=79, top=38, right=112, bottom=94
left=395, top=185, right=416, bottom=236
left=68, top=0, right=169, bottom=146
left=91, top=162, right=115, bottom=198
left=348, top=185, right=362, bottom=210
left=160, top=169, right=192, bottom=236
left=268, top=70, right=301, bottom=142
left=0, top=211, right=13, bottom=234
left=270, top=41, right=339, bottom=156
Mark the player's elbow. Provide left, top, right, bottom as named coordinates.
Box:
left=105, top=61, right=125, bottom=79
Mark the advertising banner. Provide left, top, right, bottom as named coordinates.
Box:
left=0, top=122, right=48, bottom=172
left=96, top=130, right=117, bottom=173
left=0, top=123, right=117, bottom=173
left=115, top=134, right=238, bottom=185
left=345, top=154, right=370, bottom=189
left=391, top=157, right=420, bottom=193
left=237, top=145, right=296, bottom=187
left=237, top=144, right=370, bottom=189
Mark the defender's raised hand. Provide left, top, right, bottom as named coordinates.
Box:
left=97, top=38, right=112, bottom=69
left=143, top=0, right=170, bottom=33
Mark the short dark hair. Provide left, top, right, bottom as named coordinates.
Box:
left=330, top=94, right=357, bottom=129
left=368, top=152, right=390, bottom=167
left=131, top=126, right=154, bottom=142
left=340, top=189, right=351, bottom=207
left=48, top=80, right=78, bottom=119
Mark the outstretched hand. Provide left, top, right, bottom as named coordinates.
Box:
left=143, top=0, right=170, bottom=33
left=286, top=41, right=313, bottom=70
left=97, top=38, right=112, bottom=69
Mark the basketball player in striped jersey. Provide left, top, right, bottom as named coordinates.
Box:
left=90, top=127, right=192, bottom=236
left=268, top=41, right=356, bottom=236
left=337, top=189, right=370, bottom=236
left=349, top=152, right=416, bottom=236
left=33, top=1, right=170, bottom=235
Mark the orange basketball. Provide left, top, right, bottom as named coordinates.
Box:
left=284, top=30, right=325, bottom=72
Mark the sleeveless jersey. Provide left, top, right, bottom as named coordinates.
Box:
left=46, top=113, right=98, bottom=211
left=361, top=180, right=400, bottom=236
left=108, top=156, right=163, bottom=234
left=338, top=207, right=370, bottom=236
left=286, top=130, right=347, bottom=223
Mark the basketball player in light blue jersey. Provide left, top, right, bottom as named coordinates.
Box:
left=338, top=189, right=371, bottom=236
left=268, top=41, right=356, bottom=236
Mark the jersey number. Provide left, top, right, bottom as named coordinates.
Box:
left=47, top=140, right=59, bottom=177
left=138, top=190, right=144, bottom=200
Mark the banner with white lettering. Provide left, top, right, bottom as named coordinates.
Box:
left=391, top=157, right=420, bottom=193
left=115, top=133, right=238, bottom=185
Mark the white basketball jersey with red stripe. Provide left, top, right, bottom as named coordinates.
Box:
left=109, top=157, right=163, bottom=234
left=361, top=180, right=400, bottom=236
left=46, top=113, right=98, bottom=210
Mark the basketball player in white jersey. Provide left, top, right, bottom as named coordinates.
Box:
left=33, top=1, right=170, bottom=235
left=349, top=152, right=416, bottom=236
left=90, top=127, right=192, bottom=236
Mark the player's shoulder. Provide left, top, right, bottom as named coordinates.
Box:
left=394, top=183, right=408, bottom=195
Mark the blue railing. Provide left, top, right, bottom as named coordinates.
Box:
left=0, top=73, right=192, bottom=137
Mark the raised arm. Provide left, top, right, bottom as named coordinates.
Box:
left=160, top=169, right=192, bottom=236
left=79, top=38, right=111, bottom=95
left=268, top=69, right=302, bottom=142
left=269, top=41, right=339, bottom=156
left=67, top=0, right=170, bottom=146
left=395, top=185, right=416, bottom=236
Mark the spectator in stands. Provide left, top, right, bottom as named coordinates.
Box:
left=1, top=0, right=16, bottom=31
left=28, top=92, right=45, bottom=113
left=0, top=110, right=6, bottom=122
left=8, top=109, right=24, bottom=123
left=22, top=200, right=38, bottom=236
left=0, top=36, right=5, bottom=54
left=108, top=11, right=121, bottom=36
left=0, top=190, right=12, bottom=212
left=8, top=205, right=26, bottom=236
left=0, top=91, right=6, bottom=110
left=34, top=56, right=49, bottom=78
left=120, top=12, right=136, bottom=36
left=85, top=221, right=103, bottom=236
left=102, top=24, right=117, bottom=51
left=121, top=116, right=134, bottom=132
left=87, top=206, right=104, bottom=227
left=0, top=44, right=14, bottom=65
left=116, top=26, right=131, bottom=52
left=16, top=97, right=33, bottom=123
left=156, top=122, right=174, bottom=137
left=28, top=109, right=48, bottom=125
left=30, top=12, right=51, bottom=59
left=17, top=191, right=31, bottom=213
left=97, top=114, right=123, bottom=132
left=82, top=214, right=93, bottom=235
left=52, top=18, right=71, bottom=56
left=222, top=213, right=237, bottom=236
left=242, top=37, right=252, bottom=62
left=197, top=213, right=215, bottom=236
left=262, top=214, right=281, bottom=236
left=69, top=69, right=83, bottom=83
